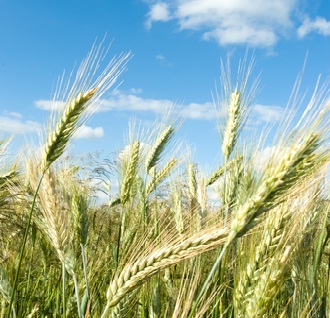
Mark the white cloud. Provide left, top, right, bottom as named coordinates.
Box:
left=0, top=116, right=40, bottom=134
left=146, top=0, right=296, bottom=47
left=253, top=104, right=284, bottom=123
left=100, top=91, right=172, bottom=113
left=181, top=102, right=219, bottom=120
left=129, top=88, right=143, bottom=94
left=297, top=16, right=330, bottom=38
left=34, top=99, right=64, bottom=111
left=75, top=125, right=104, bottom=139
left=2, top=111, right=23, bottom=119
left=146, top=2, right=172, bottom=29
left=99, top=90, right=222, bottom=120
left=156, top=54, right=166, bottom=61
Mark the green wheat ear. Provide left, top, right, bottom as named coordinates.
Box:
left=145, top=125, right=174, bottom=173
left=43, top=88, right=97, bottom=171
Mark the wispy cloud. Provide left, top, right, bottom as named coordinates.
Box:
left=297, top=16, right=330, bottom=38
left=2, top=111, right=23, bottom=119
left=156, top=54, right=166, bottom=61
left=253, top=104, right=284, bottom=123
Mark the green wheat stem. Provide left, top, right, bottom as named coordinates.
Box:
left=7, top=171, right=45, bottom=318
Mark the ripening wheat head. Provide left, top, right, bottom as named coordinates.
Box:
left=43, top=41, right=131, bottom=171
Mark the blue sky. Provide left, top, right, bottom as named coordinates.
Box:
left=1, top=0, right=330, bottom=169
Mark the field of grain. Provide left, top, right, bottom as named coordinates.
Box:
left=0, top=44, right=330, bottom=317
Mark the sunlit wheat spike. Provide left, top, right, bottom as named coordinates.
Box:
left=245, top=246, right=292, bottom=317
left=206, top=155, right=243, bottom=187
left=234, top=205, right=292, bottom=314
left=36, top=167, right=75, bottom=275
left=102, top=227, right=229, bottom=313
left=43, top=89, right=96, bottom=171
left=222, top=89, right=241, bottom=160
left=188, top=163, right=197, bottom=198
left=227, top=133, right=320, bottom=244
left=42, top=46, right=131, bottom=172
left=145, top=125, right=174, bottom=173
left=120, top=141, right=140, bottom=205
left=145, top=158, right=177, bottom=195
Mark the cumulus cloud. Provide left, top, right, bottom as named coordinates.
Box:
left=75, top=125, right=104, bottom=139
left=0, top=116, right=40, bottom=134
left=146, top=2, right=172, bottom=29
left=99, top=90, right=222, bottom=120
left=297, top=16, right=330, bottom=38
left=34, top=99, right=64, bottom=111
left=145, top=0, right=296, bottom=47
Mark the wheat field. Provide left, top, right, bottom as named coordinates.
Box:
left=0, top=44, right=330, bottom=317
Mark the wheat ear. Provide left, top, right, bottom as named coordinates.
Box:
left=188, top=163, right=197, bottom=198
left=222, top=89, right=241, bottom=160
left=71, top=190, right=89, bottom=247
left=234, top=205, right=292, bottom=314
left=206, top=155, right=242, bottom=186
left=101, top=227, right=229, bottom=315
left=226, top=133, right=320, bottom=243
left=43, top=89, right=96, bottom=171
left=120, top=141, right=140, bottom=205
left=245, top=246, right=292, bottom=317
left=145, top=125, right=174, bottom=173
left=37, top=168, right=75, bottom=274
left=145, top=158, right=177, bottom=195
left=194, top=133, right=321, bottom=309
